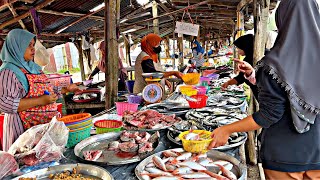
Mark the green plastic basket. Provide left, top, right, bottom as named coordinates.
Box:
left=66, top=124, right=92, bottom=148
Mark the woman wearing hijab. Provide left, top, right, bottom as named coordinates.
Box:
left=208, top=0, right=320, bottom=178
left=88, top=41, right=128, bottom=90
left=0, top=29, right=78, bottom=151
left=190, top=40, right=205, bottom=69
left=221, top=34, right=259, bottom=99
left=133, top=34, right=182, bottom=94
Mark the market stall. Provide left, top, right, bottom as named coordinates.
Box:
left=2, top=63, right=250, bottom=180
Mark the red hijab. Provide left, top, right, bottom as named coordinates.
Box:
left=141, top=34, right=162, bottom=62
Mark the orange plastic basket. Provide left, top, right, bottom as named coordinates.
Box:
left=58, top=113, right=91, bottom=124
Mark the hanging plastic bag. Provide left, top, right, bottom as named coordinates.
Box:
left=0, top=151, right=18, bottom=179
left=8, top=117, right=69, bottom=166
left=34, top=40, right=49, bottom=67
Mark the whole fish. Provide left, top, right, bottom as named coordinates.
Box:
left=188, top=178, right=217, bottom=180
left=152, top=177, right=183, bottom=180
left=153, top=156, right=167, bottom=171
left=172, top=167, right=193, bottom=175
left=141, top=172, right=173, bottom=178
left=192, top=153, right=208, bottom=161
left=176, top=152, right=192, bottom=161
left=145, top=167, right=166, bottom=174
left=217, top=164, right=237, bottom=180
left=163, top=150, right=179, bottom=157
left=146, top=162, right=155, bottom=168
left=200, top=170, right=229, bottom=180
left=165, top=164, right=177, bottom=172
left=163, top=157, right=175, bottom=163
left=178, top=161, right=207, bottom=171
left=140, top=170, right=151, bottom=180
left=199, top=158, right=214, bottom=166
left=171, top=148, right=185, bottom=153
left=181, top=172, right=212, bottom=179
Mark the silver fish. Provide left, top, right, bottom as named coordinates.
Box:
left=140, top=170, right=151, bottom=180
left=178, top=161, right=207, bottom=171
left=217, top=164, right=237, bottom=180
left=172, top=167, right=193, bottom=175
left=181, top=172, right=211, bottom=179
left=153, top=156, right=167, bottom=171
left=152, top=177, right=183, bottom=180
left=176, top=152, right=192, bottom=161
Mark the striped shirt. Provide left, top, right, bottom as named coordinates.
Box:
left=0, top=69, right=26, bottom=151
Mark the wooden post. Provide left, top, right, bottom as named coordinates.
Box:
left=105, top=0, right=119, bottom=109
left=253, top=0, right=270, bottom=65
left=75, top=40, right=85, bottom=81
left=7, top=4, right=26, bottom=29
left=164, top=36, right=170, bottom=58
left=178, top=36, right=184, bottom=68
left=152, top=0, right=159, bottom=34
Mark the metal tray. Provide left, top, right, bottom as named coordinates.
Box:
left=74, top=131, right=159, bottom=165
left=167, top=130, right=247, bottom=151
left=123, top=117, right=182, bottom=132
left=12, top=163, right=113, bottom=180
left=135, top=149, right=247, bottom=180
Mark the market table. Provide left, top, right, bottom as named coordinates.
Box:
left=62, top=130, right=241, bottom=180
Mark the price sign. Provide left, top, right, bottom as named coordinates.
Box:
left=175, top=21, right=200, bottom=36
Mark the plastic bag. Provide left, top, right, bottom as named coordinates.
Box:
left=0, top=151, right=18, bottom=179
left=8, top=117, right=69, bottom=166
left=34, top=40, right=49, bottom=67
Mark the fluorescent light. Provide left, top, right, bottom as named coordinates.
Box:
left=136, top=0, right=149, bottom=6
left=55, top=27, right=68, bottom=34
left=90, top=3, right=105, bottom=12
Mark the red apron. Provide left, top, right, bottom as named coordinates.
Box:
left=19, top=69, right=59, bottom=130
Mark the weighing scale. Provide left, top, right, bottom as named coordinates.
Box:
left=142, top=73, right=164, bottom=104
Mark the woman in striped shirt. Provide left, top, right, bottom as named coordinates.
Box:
left=0, top=29, right=77, bottom=151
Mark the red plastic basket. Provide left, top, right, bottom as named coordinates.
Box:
left=187, top=95, right=208, bottom=109
left=94, top=120, right=123, bottom=134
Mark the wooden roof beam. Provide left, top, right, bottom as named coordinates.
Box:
left=0, top=0, right=57, bottom=29
left=7, top=3, right=26, bottom=29
left=54, top=5, right=104, bottom=34
left=37, top=9, right=104, bottom=21
left=155, top=0, right=174, bottom=19
left=237, top=0, right=253, bottom=12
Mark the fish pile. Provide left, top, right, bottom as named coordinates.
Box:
left=138, top=148, right=238, bottom=180
left=186, top=108, right=246, bottom=126
left=122, top=110, right=181, bottom=130
left=108, top=131, right=159, bottom=154
left=73, top=93, right=98, bottom=101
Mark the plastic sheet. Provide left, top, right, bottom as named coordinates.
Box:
left=8, top=117, right=69, bottom=166
left=0, top=151, right=18, bottom=179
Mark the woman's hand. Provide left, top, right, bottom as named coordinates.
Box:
left=208, top=126, right=232, bottom=149
left=174, top=71, right=184, bottom=79
left=233, top=58, right=254, bottom=76
left=221, top=82, right=229, bottom=90
left=40, top=94, right=58, bottom=106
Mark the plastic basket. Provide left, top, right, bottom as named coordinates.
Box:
left=127, top=94, right=143, bottom=104
left=115, top=102, right=139, bottom=115
left=182, top=73, right=200, bottom=85
left=196, top=86, right=207, bottom=95
left=66, top=118, right=92, bottom=130
left=178, top=130, right=213, bottom=153
left=67, top=124, right=92, bottom=148
left=187, top=95, right=208, bottom=109
left=47, top=74, right=72, bottom=87
left=58, top=113, right=91, bottom=124
left=94, top=120, right=123, bottom=134
left=181, top=89, right=198, bottom=97
left=179, top=85, right=194, bottom=91
left=126, top=80, right=135, bottom=93
left=200, top=77, right=211, bottom=85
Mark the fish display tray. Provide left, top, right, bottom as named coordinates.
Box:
left=167, top=130, right=248, bottom=151
left=74, top=131, right=159, bottom=165
left=135, top=149, right=247, bottom=180
left=11, top=163, right=113, bottom=180
left=140, top=103, right=190, bottom=116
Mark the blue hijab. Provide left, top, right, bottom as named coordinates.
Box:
left=0, top=29, right=41, bottom=92
left=192, top=40, right=204, bottom=54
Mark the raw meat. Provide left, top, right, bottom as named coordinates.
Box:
left=83, top=150, right=103, bottom=161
